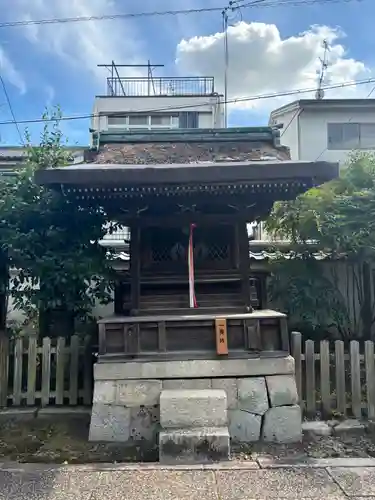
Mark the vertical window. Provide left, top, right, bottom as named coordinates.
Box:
left=179, top=111, right=199, bottom=129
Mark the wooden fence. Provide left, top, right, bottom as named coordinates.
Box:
left=2, top=330, right=375, bottom=417
left=0, top=335, right=94, bottom=407
left=291, top=331, right=375, bottom=420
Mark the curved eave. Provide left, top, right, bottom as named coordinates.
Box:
left=35, top=160, right=339, bottom=190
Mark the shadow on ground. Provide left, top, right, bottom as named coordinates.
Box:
left=0, top=414, right=158, bottom=463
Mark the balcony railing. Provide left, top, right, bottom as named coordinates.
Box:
left=107, top=76, right=215, bottom=97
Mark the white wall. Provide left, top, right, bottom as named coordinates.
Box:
left=299, top=109, right=375, bottom=163
left=272, top=106, right=375, bottom=164
left=92, top=95, right=224, bottom=131
left=270, top=109, right=300, bottom=160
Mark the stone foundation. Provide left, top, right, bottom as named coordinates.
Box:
left=89, top=355, right=302, bottom=446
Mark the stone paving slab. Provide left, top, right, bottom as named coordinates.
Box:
left=0, top=469, right=218, bottom=500
left=328, top=466, right=375, bottom=497
left=90, top=470, right=218, bottom=500
left=215, top=469, right=342, bottom=498
left=0, top=470, right=94, bottom=500
left=3, top=462, right=375, bottom=499
left=258, top=457, right=375, bottom=468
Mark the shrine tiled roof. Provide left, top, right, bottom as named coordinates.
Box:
left=84, top=127, right=290, bottom=165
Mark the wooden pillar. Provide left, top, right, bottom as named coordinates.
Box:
left=238, top=221, right=252, bottom=311
left=130, top=223, right=141, bottom=313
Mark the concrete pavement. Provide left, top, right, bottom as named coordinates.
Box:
left=1, top=460, right=375, bottom=499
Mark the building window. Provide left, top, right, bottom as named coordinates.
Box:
left=179, top=111, right=198, bottom=129
left=327, top=123, right=375, bottom=150
left=150, top=114, right=178, bottom=126
left=107, top=116, right=127, bottom=126
left=128, top=115, right=148, bottom=126
left=359, top=123, right=375, bottom=148
left=107, top=113, right=186, bottom=130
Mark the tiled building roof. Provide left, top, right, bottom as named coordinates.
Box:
left=85, top=128, right=291, bottom=165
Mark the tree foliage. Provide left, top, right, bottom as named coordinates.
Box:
left=0, top=109, right=114, bottom=336
left=265, top=152, right=375, bottom=339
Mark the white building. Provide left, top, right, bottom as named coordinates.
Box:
left=269, top=99, right=375, bottom=164
left=91, top=72, right=224, bottom=134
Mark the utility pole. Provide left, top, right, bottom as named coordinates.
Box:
left=222, top=1, right=244, bottom=128
left=221, top=1, right=265, bottom=126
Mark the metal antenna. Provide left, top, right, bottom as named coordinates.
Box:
left=316, top=39, right=330, bottom=100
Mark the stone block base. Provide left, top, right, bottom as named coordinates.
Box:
left=89, top=356, right=302, bottom=447
left=262, top=405, right=302, bottom=443
left=159, top=427, right=230, bottom=464
left=89, top=404, right=130, bottom=442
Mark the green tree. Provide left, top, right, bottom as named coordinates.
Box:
left=0, top=109, right=114, bottom=337
left=265, top=152, right=375, bottom=339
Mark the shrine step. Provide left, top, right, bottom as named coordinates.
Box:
left=159, top=427, right=230, bottom=464
left=160, top=389, right=228, bottom=429
left=159, top=389, right=230, bottom=464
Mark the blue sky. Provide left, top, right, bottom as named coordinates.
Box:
left=0, top=0, right=373, bottom=146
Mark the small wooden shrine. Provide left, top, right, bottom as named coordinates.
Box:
left=36, top=127, right=338, bottom=361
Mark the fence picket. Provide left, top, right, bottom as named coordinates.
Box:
left=305, top=339, right=316, bottom=415
left=335, top=340, right=346, bottom=416
left=41, top=337, right=51, bottom=407
left=291, top=332, right=302, bottom=407
left=26, top=336, right=37, bottom=405
left=13, top=338, right=23, bottom=406
left=320, top=340, right=331, bottom=417
left=365, top=340, right=375, bottom=420
left=350, top=340, right=362, bottom=419
left=83, top=335, right=93, bottom=405
left=69, top=335, right=79, bottom=405
left=55, top=337, right=65, bottom=405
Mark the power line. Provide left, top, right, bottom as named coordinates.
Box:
left=0, top=0, right=364, bottom=29
left=280, top=109, right=302, bottom=137
left=0, top=6, right=230, bottom=28
left=0, top=77, right=374, bottom=127
left=0, top=73, right=24, bottom=144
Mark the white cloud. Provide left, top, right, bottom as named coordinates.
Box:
left=0, top=46, right=26, bottom=94
left=11, top=0, right=145, bottom=85
left=176, top=22, right=372, bottom=112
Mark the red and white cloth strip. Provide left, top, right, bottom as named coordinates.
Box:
left=188, top=223, right=198, bottom=308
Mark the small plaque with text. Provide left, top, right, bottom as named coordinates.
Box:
left=215, top=318, right=228, bottom=355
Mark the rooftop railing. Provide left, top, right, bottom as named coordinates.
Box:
left=106, top=76, right=215, bottom=97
